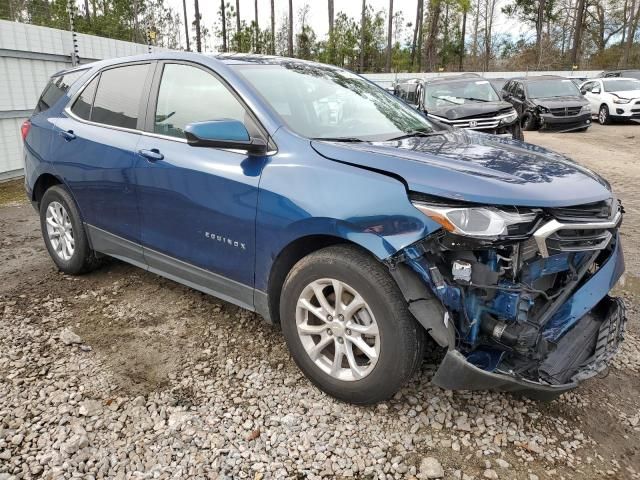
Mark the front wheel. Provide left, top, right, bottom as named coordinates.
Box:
left=40, top=185, right=101, bottom=275
left=521, top=113, right=538, bottom=131
left=280, top=245, right=426, bottom=404
left=598, top=105, right=611, bottom=125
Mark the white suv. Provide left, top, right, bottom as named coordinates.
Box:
left=580, top=77, right=640, bottom=124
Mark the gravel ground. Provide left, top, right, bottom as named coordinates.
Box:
left=1, top=123, right=639, bottom=479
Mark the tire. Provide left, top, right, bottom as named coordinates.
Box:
left=39, top=185, right=101, bottom=275
left=521, top=113, right=538, bottom=131
left=280, top=245, right=426, bottom=404
left=598, top=104, right=611, bottom=125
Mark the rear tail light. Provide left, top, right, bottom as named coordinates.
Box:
left=20, top=120, right=31, bottom=141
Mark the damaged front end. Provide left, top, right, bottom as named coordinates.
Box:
left=389, top=194, right=626, bottom=400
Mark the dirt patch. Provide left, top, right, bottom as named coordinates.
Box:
left=0, top=178, right=25, bottom=206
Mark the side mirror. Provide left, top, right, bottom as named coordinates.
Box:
left=580, top=88, right=587, bottom=95
left=184, top=119, right=267, bottom=156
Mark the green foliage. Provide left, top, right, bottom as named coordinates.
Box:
left=4, top=0, right=638, bottom=71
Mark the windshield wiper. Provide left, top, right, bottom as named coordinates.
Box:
left=458, top=96, right=489, bottom=102
left=432, top=95, right=459, bottom=104
left=311, top=136, right=364, bottom=142
left=387, top=130, right=444, bottom=141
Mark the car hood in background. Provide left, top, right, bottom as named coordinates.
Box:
left=532, top=96, right=588, bottom=107
left=608, top=89, right=640, bottom=99
left=311, top=130, right=611, bottom=207
left=428, top=101, right=514, bottom=120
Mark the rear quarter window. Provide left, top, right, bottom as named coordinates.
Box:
left=35, top=69, right=88, bottom=113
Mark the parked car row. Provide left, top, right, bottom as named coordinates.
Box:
left=393, top=74, right=523, bottom=139
left=392, top=69, right=640, bottom=135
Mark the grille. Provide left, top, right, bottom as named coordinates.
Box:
left=546, top=228, right=612, bottom=254
left=547, top=199, right=614, bottom=222
left=550, top=107, right=581, bottom=117
left=459, top=107, right=513, bottom=120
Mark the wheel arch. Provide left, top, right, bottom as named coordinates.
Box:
left=263, top=234, right=381, bottom=325
left=32, top=173, right=63, bottom=206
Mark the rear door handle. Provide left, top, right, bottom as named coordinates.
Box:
left=60, top=130, right=76, bottom=141
left=138, top=149, right=164, bottom=162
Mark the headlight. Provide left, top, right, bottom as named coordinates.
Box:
left=580, top=105, right=591, bottom=113
left=612, top=96, right=630, bottom=104
left=537, top=105, right=550, bottom=114
left=500, top=111, right=518, bottom=124
left=412, top=203, right=537, bottom=238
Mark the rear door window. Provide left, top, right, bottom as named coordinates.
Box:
left=35, top=69, right=87, bottom=113
left=91, top=63, right=150, bottom=129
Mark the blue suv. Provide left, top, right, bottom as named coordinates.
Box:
left=23, top=53, right=625, bottom=404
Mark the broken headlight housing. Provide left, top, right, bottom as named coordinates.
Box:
left=412, top=202, right=538, bottom=239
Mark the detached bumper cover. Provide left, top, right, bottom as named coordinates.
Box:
left=433, top=297, right=626, bottom=400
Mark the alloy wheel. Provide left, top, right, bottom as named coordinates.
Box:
left=599, top=106, right=608, bottom=125
left=296, top=278, right=380, bottom=381
left=45, top=201, right=75, bottom=261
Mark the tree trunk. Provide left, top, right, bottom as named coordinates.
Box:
left=288, top=0, right=293, bottom=57
left=423, top=0, right=442, bottom=72
left=459, top=7, right=467, bottom=71
left=254, top=0, right=259, bottom=53
left=271, top=0, right=275, bottom=54
left=182, top=0, right=190, bottom=51
left=328, top=0, right=334, bottom=35
left=623, top=0, right=638, bottom=66
left=417, top=0, right=424, bottom=71
left=359, top=0, right=366, bottom=72
left=411, top=0, right=423, bottom=70
left=571, top=0, right=586, bottom=67
left=236, top=0, right=241, bottom=33
left=221, top=0, right=227, bottom=52
left=536, top=0, right=546, bottom=66
left=194, top=0, right=202, bottom=52
left=386, top=0, right=393, bottom=72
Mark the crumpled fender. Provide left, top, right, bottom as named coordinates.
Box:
left=388, top=262, right=455, bottom=348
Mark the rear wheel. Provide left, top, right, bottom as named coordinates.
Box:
left=598, top=104, right=611, bottom=125
left=280, top=245, right=426, bottom=404
left=40, top=185, right=101, bottom=275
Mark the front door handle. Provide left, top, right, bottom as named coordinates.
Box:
left=138, top=148, right=164, bottom=162
left=60, top=130, right=76, bottom=141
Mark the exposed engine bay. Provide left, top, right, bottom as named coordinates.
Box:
left=389, top=196, right=626, bottom=399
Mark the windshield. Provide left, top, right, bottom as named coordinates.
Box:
left=603, top=79, right=640, bottom=92
left=424, top=79, right=499, bottom=110
left=526, top=79, right=580, bottom=98
left=233, top=63, right=436, bottom=141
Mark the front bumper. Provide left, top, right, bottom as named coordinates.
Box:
left=433, top=297, right=626, bottom=400
left=539, top=112, right=591, bottom=131
left=611, top=102, right=640, bottom=119
left=431, top=233, right=626, bottom=400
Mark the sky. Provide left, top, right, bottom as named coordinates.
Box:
left=167, top=0, right=526, bottom=52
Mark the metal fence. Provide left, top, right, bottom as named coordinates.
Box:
left=0, top=19, right=168, bottom=180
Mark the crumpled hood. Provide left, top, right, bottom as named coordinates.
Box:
left=532, top=96, right=588, bottom=108
left=428, top=101, right=514, bottom=120
left=609, top=89, right=640, bottom=100
left=311, top=130, right=612, bottom=207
